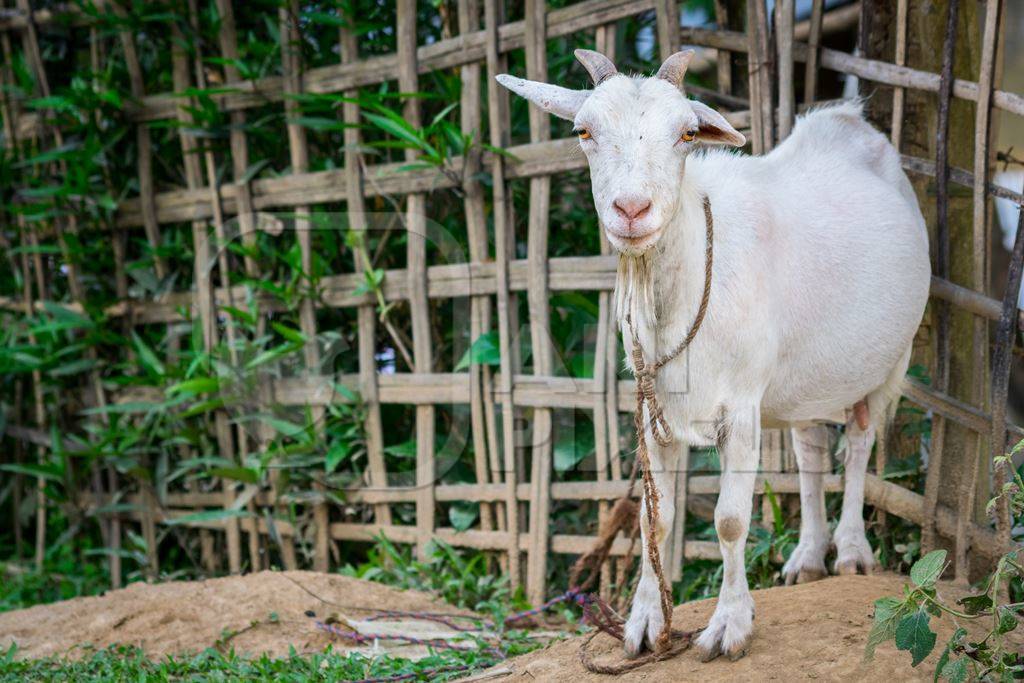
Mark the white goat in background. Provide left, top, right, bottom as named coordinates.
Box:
left=498, top=50, right=930, bottom=661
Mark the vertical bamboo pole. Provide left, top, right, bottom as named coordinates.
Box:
left=746, top=0, right=773, bottom=154
left=714, top=2, right=732, bottom=96
left=523, top=0, right=554, bottom=606
left=171, top=21, right=242, bottom=574
left=0, top=30, right=48, bottom=571
left=278, top=0, right=320, bottom=570
left=186, top=0, right=266, bottom=571
left=484, top=0, right=521, bottom=588
left=397, top=0, right=436, bottom=559
left=775, top=0, right=794, bottom=140
left=890, top=0, right=908, bottom=148
left=215, top=0, right=267, bottom=572
left=951, top=0, right=1001, bottom=582
left=656, top=0, right=679, bottom=60
left=922, top=0, right=959, bottom=560
left=972, top=0, right=1010, bottom=555
left=14, top=0, right=135, bottom=578
left=593, top=14, right=619, bottom=600
left=112, top=2, right=167, bottom=281
left=803, top=0, right=824, bottom=105
left=340, top=4, right=392, bottom=530
left=992, top=184, right=1024, bottom=552
left=457, top=0, right=496, bottom=533
left=89, top=28, right=125, bottom=589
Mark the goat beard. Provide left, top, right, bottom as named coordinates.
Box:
left=614, top=250, right=658, bottom=326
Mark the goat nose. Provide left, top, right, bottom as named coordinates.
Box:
left=613, top=196, right=652, bottom=221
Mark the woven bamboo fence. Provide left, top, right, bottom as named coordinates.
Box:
left=1, top=0, right=1023, bottom=607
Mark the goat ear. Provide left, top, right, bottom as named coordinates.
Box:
left=691, top=100, right=746, bottom=147
left=495, top=75, right=589, bottom=121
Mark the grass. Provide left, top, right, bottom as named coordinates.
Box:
left=0, top=643, right=516, bottom=682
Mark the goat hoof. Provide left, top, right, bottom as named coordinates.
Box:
left=694, top=596, right=754, bottom=664
left=782, top=539, right=829, bottom=586
left=833, top=527, right=875, bottom=576
left=623, top=586, right=663, bottom=658
left=727, top=646, right=749, bottom=662
left=836, top=558, right=874, bottom=576
left=697, top=641, right=721, bottom=662
left=797, top=567, right=828, bottom=583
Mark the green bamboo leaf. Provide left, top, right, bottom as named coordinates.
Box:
left=271, top=322, right=307, bottom=344
left=325, top=440, right=350, bottom=473
left=180, top=398, right=225, bottom=418
left=131, top=331, right=165, bottom=376
left=208, top=466, right=259, bottom=484
left=167, top=377, right=220, bottom=396
left=165, top=508, right=251, bottom=526
left=0, top=463, right=63, bottom=482
left=454, top=331, right=501, bottom=371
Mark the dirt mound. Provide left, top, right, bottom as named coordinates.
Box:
left=494, top=574, right=1003, bottom=682
left=0, top=570, right=475, bottom=660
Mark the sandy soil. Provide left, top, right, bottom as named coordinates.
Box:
left=0, top=570, right=476, bottom=660
left=493, top=573, right=1009, bottom=682
left=1, top=570, right=1012, bottom=681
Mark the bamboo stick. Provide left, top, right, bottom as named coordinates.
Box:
left=340, top=2, right=392, bottom=530
left=458, top=0, right=496, bottom=533
left=922, top=0, right=959, bottom=560
left=276, top=0, right=319, bottom=572
left=803, top=0, right=823, bottom=104
left=890, top=0, right=908, bottom=148
left=655, top=0, right=679, bottom=60
left=714, top=1, right=732, bottom=96
left=593, top=13, right=619, bottom=602
left=957, top=0, right=1002, bottom=583
left=484, top=0, right=521, bottom=588
left=396, top=0, right=436, bottom=560
left=171, top=20, right=242, bottom=575
left=523, top=0, right=555, bottom=607
left=775, top=0, right=794, bottom=140
left=214, top=0, right=267, bottom=572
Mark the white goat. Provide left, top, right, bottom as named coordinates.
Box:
left=498, top=50, right=930, bottom=661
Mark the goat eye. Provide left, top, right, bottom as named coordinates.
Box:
left=574, top=128, right=592, bottom=140
left=680, top=129, right=697, bottom=142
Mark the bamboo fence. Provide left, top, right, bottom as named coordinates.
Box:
left=1, top=0, right=1023, bottom=606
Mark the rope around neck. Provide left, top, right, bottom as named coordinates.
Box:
left=623, top=193, right=714, bottom=655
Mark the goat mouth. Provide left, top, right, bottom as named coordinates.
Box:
left=609, top=228, right=661, bottom=251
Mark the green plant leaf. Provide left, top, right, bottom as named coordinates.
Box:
left=448, top=501, right=478, bottom=531
left=0, top=463, right=63, bottom=482
left=454, top=331, right=500, bottom=371
left=910, top=549, right=946, bottom=588
left=165, top=508, right=251, bottom=526
left=208, top=467, right=259, bottom=485
left=865, top=596, right=905, bottom=661
left=325, top=440, right=350, bottom=473
left=894, top=609, right=936, bottom=667
left=167, top=377, right=220, bottom=396
left=957, top=592, right=993, bottom=615
left=996, top=606, right=1018, bottom=634
left=939, top=656, right=968, bottom=683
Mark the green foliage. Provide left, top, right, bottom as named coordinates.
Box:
left=341, top=534, right=518, bottom=618
left=865, top=441, right=1024, bottom=679
left=0, top=643, right=508, bottom=682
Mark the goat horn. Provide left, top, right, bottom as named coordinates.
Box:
left=656, top=50, right=696, bottom=88
left=574, top=49, right=618, bottom=86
